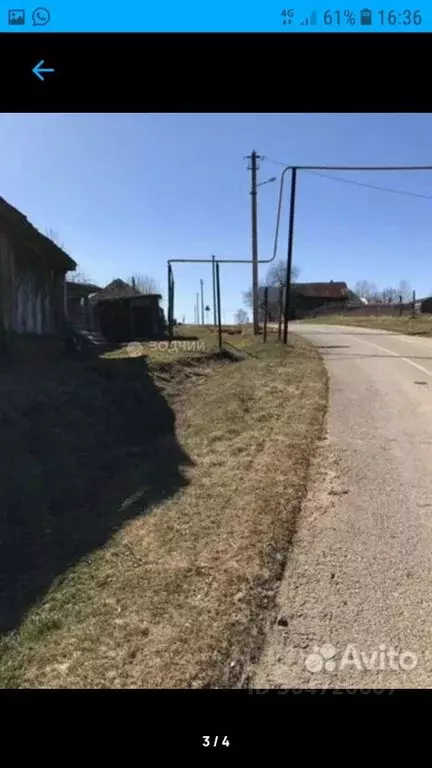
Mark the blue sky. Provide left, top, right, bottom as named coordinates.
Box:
left=2, top=113, right=432, bottom=323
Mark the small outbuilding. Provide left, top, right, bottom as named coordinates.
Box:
left=90, top=279, right=165, bottom=342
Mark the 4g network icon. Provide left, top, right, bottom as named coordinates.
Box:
left=281, top=9, right=295, bottom=25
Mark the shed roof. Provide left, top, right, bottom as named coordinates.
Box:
left=0, top=196, right=76, bottom=272
left=293, top=282, right=349, bottom=299
left=92, top=278, right=162, bottom=302
left=91, top=279, right=142, bottom=301
left=259, top=282, right=349, bottom=304
left=66, top=281, right=102, bottom=298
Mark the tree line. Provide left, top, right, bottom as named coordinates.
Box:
left=352, top=280, right=414, bottom=303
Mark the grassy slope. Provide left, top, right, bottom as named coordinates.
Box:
left=0, top=328, right=327, bottom=688
left=299, top=314, right=432, bottom=336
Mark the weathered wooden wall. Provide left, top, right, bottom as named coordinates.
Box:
left=0, top=233, right=66, bottom=336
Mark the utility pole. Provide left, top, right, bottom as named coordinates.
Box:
left=283, top=168, right=298, bottom=345
left=247, top=150, right=261, bottom=335
left=200, top=279, right=204, bottom=325
left=196, top=292, right=199, bottom=325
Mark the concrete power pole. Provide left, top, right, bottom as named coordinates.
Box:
left=247, top=150, right=261, bottom=335
left=196, top=292, right=199, bottom=325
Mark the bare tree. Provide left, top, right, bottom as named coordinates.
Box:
left=354, top=279, right=413, bottom=303
left=354, top=280, right=379, bottom=300
left=243, top=284, right=265, bottom=310
left=266, top=260, right=300, bottom=287
left=66, top=269, right=94, bottom=284
left=235, top=309, right=250, bottom=325
left=243, top=262, right=300, bottom=310
left=381, top=287, right=401, bottom=303
left=398, top=280, right=413, bottom=301
left=129, top=274, right=160, bottom=295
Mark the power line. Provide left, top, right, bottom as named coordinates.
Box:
left=265, top=160, right=432, bottom=171
left=305, top=170, right=432, bottom=201
left=264, top=158, right=432, bottom=201
left=264, top=158, right=292, bottom=167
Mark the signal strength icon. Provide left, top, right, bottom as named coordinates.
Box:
left=300, top=9, right=317, bottom=25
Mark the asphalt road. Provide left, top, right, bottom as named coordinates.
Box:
left=254, top=323, right=432, bottom=689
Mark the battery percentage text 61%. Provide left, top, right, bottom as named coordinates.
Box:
left=324, top=9, right=356, bottom=24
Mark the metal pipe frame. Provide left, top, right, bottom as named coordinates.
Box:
left=168, top=164, right=432, bottom=340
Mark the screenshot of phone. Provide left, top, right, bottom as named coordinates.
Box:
left=0, top=0, right=430, bottom=757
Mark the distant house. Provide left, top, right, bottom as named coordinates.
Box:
left=292, top=282, right=349, bottom=317
left=421, top=297, right=432, bottom=314
left=258, top=281, right=349, bottom=320
left=90, top=278, right=165, bottom=342
left=0, top=196, right=76, bottom=357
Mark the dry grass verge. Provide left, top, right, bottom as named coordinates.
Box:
left=0, top=331, right=327, bottom=688
left=299, top=313, right=432, bottom=336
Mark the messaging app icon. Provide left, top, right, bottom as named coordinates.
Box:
left=32, top=7, right=51, bottom=26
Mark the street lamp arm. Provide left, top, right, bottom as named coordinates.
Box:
left=256, top=176, right=277, bottom=188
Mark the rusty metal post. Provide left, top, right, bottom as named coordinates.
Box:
left=263, top=287, right=269, bottom=343
left=200, top=278, right=204, bottom=325
left=278, top=286, right=283, bottom=340
left=216, top=261, right=222, bottom=351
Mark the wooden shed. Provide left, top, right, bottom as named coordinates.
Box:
left=0, top=196, right=76, bottom=356
left=90, top=279, right=165, bottom=342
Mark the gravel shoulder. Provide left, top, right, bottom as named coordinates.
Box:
left=253, top=323, right=432, bottom=689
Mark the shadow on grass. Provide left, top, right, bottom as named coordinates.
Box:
left=0, top=354, right=194, bottom=634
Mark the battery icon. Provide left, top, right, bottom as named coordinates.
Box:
left=360, top=9, right=372, bottom=25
